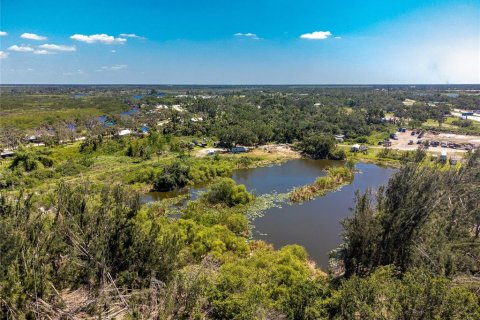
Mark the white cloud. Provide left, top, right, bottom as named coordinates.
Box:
left=111, top=49, right=116, bottom=53
left=33, top=49, right=53, bottom=55
left=300, top=31, right=332, bottom=40
left=21, top=33, right=47, bottom=40
left=8, top=45, right=34, bottom=52
left=334, top=36, right=342, bottom=39
left=0, top=51, right=9, bottom=59
left=234, top=32, right=261, bottom=40
left=119, top=33, right=145, bottom=39
left=97, top=64, right=128, bottom=71
left=7, top=45, right=56, bottom=55
left=70, top=33, right=127, bottom=44
left=111, top=64, right=127, bottom=70
left=39, top=44, right=76, bottom=51
left=0, top=31, right=7, bottom=36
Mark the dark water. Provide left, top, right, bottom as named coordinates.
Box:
left=250, top=162, right=395, bottom=270
left=143, top=160, right=395, bottom=269
left=143, top=159, right=340, bottom=202
left=141, top=183, right=206, bottom=203
left=232, top=159, right=344, bottom=195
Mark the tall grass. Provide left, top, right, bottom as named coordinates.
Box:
left=290, top=166, right=354, bottom=202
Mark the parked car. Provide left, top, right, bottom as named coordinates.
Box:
left=231, top=146, right=248, bottom=154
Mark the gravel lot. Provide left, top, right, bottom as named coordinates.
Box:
left=390, top=130, right=480, bottom=156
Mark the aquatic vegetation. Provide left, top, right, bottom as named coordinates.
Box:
left=245, top=191, right=290, bottom=220
left=289, top=166, right=355, bottom=202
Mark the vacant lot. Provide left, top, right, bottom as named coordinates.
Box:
left=390, top=130, right=480, bottom=156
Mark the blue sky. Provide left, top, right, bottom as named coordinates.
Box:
left=0, top=0, right=479, bottom=84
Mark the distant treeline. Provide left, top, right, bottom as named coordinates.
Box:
left=2, top=86, right=479, bottom=148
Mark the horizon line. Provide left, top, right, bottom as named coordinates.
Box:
left=1, top=83, right=480, bottom=86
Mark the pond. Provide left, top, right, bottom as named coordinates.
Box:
left=246, top=161, right=395, bottom=270
left=142, top=159, right=341, bottom=203
left=143, top=159, right=395, bottom=269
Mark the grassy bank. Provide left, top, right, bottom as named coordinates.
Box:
left=0, top=139, right=300, bottom=198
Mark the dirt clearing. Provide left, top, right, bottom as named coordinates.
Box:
left=390, top=130, right=479, bottom=156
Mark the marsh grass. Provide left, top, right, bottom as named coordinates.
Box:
left=289, top=166, right=354, bottom=202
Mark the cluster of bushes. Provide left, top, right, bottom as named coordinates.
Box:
left=375, top=147, right=428, bottom=163
left=125, top=132, right=167, bottom=159
left=9, top=150, right=54, bottom=172
left=0, top=182, right=250, bottom=318
left=182, top=178, right=254, bottom=236
left=152, top=159, right=234, bottom=191
left=297, top=134, right=346, bottom=160
left=1, top=150, right=55, bottom=189
left=452, top=119, right=473, bottom=127
left=153, top=161, right=190, bottom=191
left=188, top=161, right=233, bottom=184
left=201, top=178, right=254, bottom=207
left=79, top=135, right=104, bottom=153
left=0, top=146, right=99, bottom=190
left=333, top=266, right=479, bottom=319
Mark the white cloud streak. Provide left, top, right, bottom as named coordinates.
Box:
left=300, top=31, right=332, bottom=40
left=33, top=49, right=53, bottom=55
left=97, top=64, right=128, bottom=71
left=0, top=31, right=7, bottom=36
left=7, top=45, right=56, bottom=55
left=70, top=33, right=127, bottom=44
left=21, top=33, right=47, bottom=40
left=0, top=51, right=9, bottom=59
left=119, top=33, right=145, bottom=39
left=234, top=32, right=261, bottom=40
left=39, top=44, right=76, bottom=51
left=8, top=45, right=34, bottom=52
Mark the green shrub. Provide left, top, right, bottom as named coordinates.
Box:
left=153, top=161, right=190, bottom=191
left=355, top=136, right=368, bottom=143
left=202, top=178, right=254, bottom=207
left=55, top=161, right=84, bottom=176
left=36, top=155, right=54, bottom=168
left=298, top=134, right=335, bottom=159
left=329, top=148, right=346, bottom=160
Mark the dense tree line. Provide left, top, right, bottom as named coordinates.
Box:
left=342, top=150, right=480, bottom=278
left=4, top=86, right=478, bottom=150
